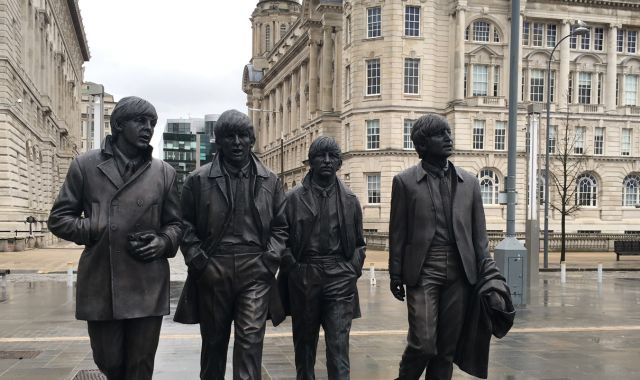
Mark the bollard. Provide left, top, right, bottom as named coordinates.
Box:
left=369, top=263, right=376, bottom=286
left=560, top=262, right=566, bottom=283
left=597, top=263, right=603, bottom=283
left=66, top=262, right=74, bottom=287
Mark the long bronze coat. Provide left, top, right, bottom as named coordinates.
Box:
left=277, top=174, right=366, bottom=319
left=48, top=137, right=182, bottom=321
left=173, top=153, right=288, bottom=324
left=388, top=163, right=490, bottom=287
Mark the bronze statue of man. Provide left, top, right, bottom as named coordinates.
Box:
left=174, top=109, right=287, bottom=380
left=48, top=96, right=183, bottom=380
left=389, top=114, right=491, bottom=380
left=278, top=136, right=366, bottom=380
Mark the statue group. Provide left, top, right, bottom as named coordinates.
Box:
left=49, top=98, right=514, bottom=380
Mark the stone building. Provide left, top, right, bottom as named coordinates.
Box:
left=243, top=0, right=640, bottom=234
left=0, top=0, right=89, bottom=243
left=80, top=82, right=117, bottom=152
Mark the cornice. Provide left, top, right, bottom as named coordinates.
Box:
left=538, top=0, right=640, bottom=9
left=66, top=0, right=90, bottom=61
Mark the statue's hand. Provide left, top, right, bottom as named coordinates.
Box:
left=390, top=277, right=405, bottom=301
left=128, top=232, right=167, bottom=262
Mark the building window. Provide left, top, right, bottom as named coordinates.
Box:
left=530, top=69, right=545, bottom=102
left=532, top=22, right=544, bottom=47
left=473, top=21, right=489, bottom=42
left=622, top=128, right=632, bottom=156
left=366, top=59, right=381, bottom=95
left=594, top=27, right=604, bottom=50
left=581, top=28, right=591, bottom=49
left=597, top=73, right=603, bottom=104
left=345, top=15, right=352, bottom=44
left=570, top=27, right=577, bottom=49
left=344, top=123, right=351, bottom=151
left=280, top=24, right=287, bottom=40
left=345, top=65, right=352, bottom=101
left=576, top=173, right=597, bottom=207
left=494, top=121, right=506, bottom=151
left=538, top=174, right=546, bottom=205
left=404, top=58, right=420, bottom=94
left=568, top=74, right=573, bottom=103
left=404, top=6, right=420, bottom=37
left=472, top=120, right=485, bottom=150
left=265, top=25, right=271, bottom=50
left=578, top=72, right=592, bottom=104
left=624, top=75, right=638, bottom=106
left=623, top=174, right=640, bottom=206
left=546, top=24, right=557, bottom=47
left=522, top=22, right=530, bottom=46
left=493, top=28, right=500, bottom=43
left=548, top=125, right=557, bottom=154
left=367, top=174, right=381, bottom=204
left=594, top=127, right=604, bottom=155
left=366, top=119, right=380, bottom=150
left=550, top=70, right=556, bottom=102
left=367, top=7, right=381, bottom=38
left=574, top=126, right=585, bottom=154
left=472, top=65, right=488, bottom=96
left=478, top=169, right=499, bottom=205
left=617, top=29, right=624, bottom=52
left=493, top=66, right=500, bottom=96
left=629, top=30, right=637, bottom=53
left=404, top=119, right=415, bottom=150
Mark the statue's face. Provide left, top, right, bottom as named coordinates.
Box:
left=310, top=150, right=341, bottom=181
left=420, top=126, right=454, bottom=159
left=118, top=115, right=155, bottom=150
left=219, top=127, right=253, bottom=167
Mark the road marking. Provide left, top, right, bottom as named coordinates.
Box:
left=1, top=325, right=640, bottom=343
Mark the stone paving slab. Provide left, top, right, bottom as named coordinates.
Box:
left=1, top=271, right=640, bottom=379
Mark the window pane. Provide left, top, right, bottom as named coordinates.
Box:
left=472, top=65, right=488, bottom=96
left=522, top=22, right=530, bottom=46
left=574, top=127, right=585, bottom=154
left=594, top=27, right=604, bottom=50
left=546, top=24, right=557, bottom=47
left=495, top=121, right=506, bottom=151
left=617, top=29, right=624, bottom=52
left=623, top=175, right=640, bottom=206
left=594, top=127, right=604, bottom=155
left=622, top=128, right=632, bottom=156
left=404, top=6, right=420, bottom=36
left=478, top=169, right=499, bottom=205
left=473, top=120, right=485, bottom=150
left=367, top=7, right=381, bottom=38
left=404, top=119, right=415, bottom=150
left=404, top=58, right=420, bottom=94
left=493, top=66, right=500, bottom=96
left=532, top=23, right=543, bottom=47
left=367, top=174, right=381, bottom=204
left=628, top=30, right=637, bottom=53
left=578, top=72, right=592, bottom=104
left=548, top=125, right=556, bottom=154
left=366, top=59, right=381, bottom=95
left=530, top=69, right=545, bottom=102
left=624, top=75, right=637, bottom=106
left=474, top=21, right=489, bottom=42
left=366, top=120, right=380, bottom=150
left=581, top=28, right=591, bottom=49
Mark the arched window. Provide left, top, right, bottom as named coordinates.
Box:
left=465, top=20, right=501, bottom=43
left=576, top=173, right=597, bottom=206
left=265, top=25, right=271, bottom=50
left=478, top=169, right=500, bottom=205
left=623, top=174, right=640, bottom=206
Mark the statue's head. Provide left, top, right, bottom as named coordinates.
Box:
left=214, top=109, right=255, bottom=167
left=110, top=96, right=158, bottom=150
left=410, top=114, right=454, bottom=160
left=308, top=136, right=342, bottom=182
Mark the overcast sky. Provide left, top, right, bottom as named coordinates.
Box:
left=78, top=0, right=259, bottom=154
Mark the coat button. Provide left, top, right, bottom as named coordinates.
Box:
left=137, top=199, right=144, bottom=207
left=110, top=224, right=117, bottom=231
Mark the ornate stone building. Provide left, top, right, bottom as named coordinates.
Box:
left=0, top=0, right=89, bottom=242
left=243, top=0, right=640, bottom=234
left=80, top=82, right=117, bottom=153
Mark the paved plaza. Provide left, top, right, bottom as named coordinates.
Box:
left=1, top=245, right=640, bottom=379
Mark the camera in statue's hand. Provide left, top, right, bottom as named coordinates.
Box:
left=127, top=231, right=167, bottom=262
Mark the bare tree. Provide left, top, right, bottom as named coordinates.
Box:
left=547, top=111, right=592, bottom=262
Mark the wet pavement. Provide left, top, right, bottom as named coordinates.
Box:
left=1, top=270, right=640, bottom=379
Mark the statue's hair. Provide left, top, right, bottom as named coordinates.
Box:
left=410, top=113, right=450, bottom=158
left=308, top=136, right=341, bottom=161
left=110, top=96, right=158, bottom=138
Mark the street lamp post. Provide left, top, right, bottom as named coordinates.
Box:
left=543, top=22, right=589, bottom=268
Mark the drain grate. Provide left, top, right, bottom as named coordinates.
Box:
left=73, top=369, right=106, bottom=380
left=0, top=350, right=41, bottom=359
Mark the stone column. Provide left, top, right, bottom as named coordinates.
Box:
left=558, top=20, right=571, bottom=110
left=283, top=77, right=290, bottom=135
left=290, top=71, right=298, bottom=132
left=269, top=92, right=275, bottom=143
left=275, top=85, right=282, bottom=140
left=334, top=27, right=343, bottom=110
left=308, top=37, right=319, bottom=114
left=606, top=24, right=619, bottom=111
left=453, top=5, right=466, bottom=101
left=252, top=97, right=261, bottom=152
left=299, top=63, right=308, bottom=125
left=321, top=26, right=334, bottom=112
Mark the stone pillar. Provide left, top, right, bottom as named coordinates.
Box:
left=321, top=26, right=334, bottom=112
left=290, top=72, right=298, bottom=133
left=299, top=63, right=308, bottom=125
left=252, top=97, right=261, bottom=151
left=606, top=24, right=619, bottom=112
left=308, top=38, right=319, bottom=114
left=334, top=27, right=343, bottom=110
left=275, top=85, right=282, bottom=140
left=269, top=92, right=276, bottom=143
left=454, top=5, right=466, bottom=100
left=283, top=78, right=290, bottom=135
left=558, top=20, right=571, bottom=110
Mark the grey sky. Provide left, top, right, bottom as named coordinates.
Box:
left=78, top=0, right=258, bottom=153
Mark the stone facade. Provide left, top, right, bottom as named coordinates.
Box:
left=80, top=82, right=117, bottom=153
left=244, top=0, right=640, bottom=234
left=0, top=0, right=89, bottom=241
